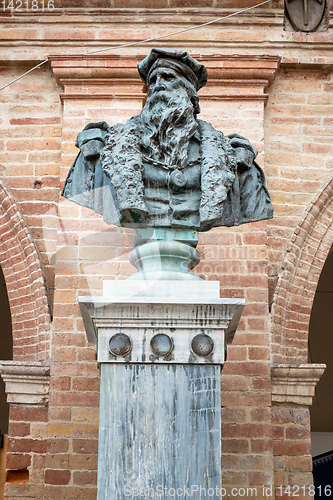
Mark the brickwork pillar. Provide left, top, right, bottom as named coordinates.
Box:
left=0, top=361, right=50, bottom=499
left=271, top=364, right=325, bottom=498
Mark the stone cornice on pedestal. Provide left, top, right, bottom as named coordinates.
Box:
left=49, top=54, right=280, bottom=103
left=271, top=363, right=326, bottom=407
left=0, top=361, right=50, bottom=406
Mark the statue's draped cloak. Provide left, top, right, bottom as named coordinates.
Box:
left=62, top=117, right=273, bottom=230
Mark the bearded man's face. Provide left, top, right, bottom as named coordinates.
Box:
left=140, top=67, right=198, bottom=167
left=147, top=67, right=184, bottom=97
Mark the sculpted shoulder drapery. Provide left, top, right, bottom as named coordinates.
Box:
left=62, top=49, right=273, bottom=231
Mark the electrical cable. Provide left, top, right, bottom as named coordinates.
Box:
left=85, top=0, right=271, bottom=55
left=0, top=0, right=271, bottom=92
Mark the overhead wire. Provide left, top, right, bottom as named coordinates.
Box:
left=0, top=0, right=271, bottom=92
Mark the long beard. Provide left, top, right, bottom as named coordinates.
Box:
left=139, top=89, right=197, bottom=167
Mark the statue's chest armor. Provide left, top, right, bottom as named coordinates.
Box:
left=142, top=139, right=201, bottom=194
left=141, top=140, right=202, bottom=229
left=143, top=161, right=201, bottom=192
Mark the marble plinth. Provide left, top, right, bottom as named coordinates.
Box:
left=79, top=281, right=244, bottom=499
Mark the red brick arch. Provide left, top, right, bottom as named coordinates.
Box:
left=271, top=175, right=333, bottom=364
left=0, top=181, right=51, bottom=361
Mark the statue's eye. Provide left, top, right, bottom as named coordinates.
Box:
left=163, top=73, right=174, bottom=81
left=150, top=76, right=156, bottom=85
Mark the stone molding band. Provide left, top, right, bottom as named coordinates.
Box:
left=49, top=54, right=280, bottom=104
left=271, top=363, right=326, bottom=407
left=0, top=361, right=50, bottom=406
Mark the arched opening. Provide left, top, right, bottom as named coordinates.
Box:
left=0, top=264, right=13, bottom=495
left=0, top=265, right=12, bottom=431
left=270, top=178, right=333, bottom=490
left=271, top=176, right=333, bottom=364
left=0, top=180, right=50, bottom=362
left=310, top=245, right=333, bottom=489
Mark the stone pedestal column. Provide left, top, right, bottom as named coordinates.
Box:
left=80, top=280, right=244, bottom=499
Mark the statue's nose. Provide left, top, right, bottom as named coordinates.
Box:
left=154, top=76, right=166, bottom=91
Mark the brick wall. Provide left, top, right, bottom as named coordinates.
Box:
left=50, top=0, right=283, bottom=8
left=272, top=406, right=313, bottom=496
left=0, top=4, right=332, bottom=499
left=6, top=406, right=48, bottom=498
left=1, top=65, right=62, bottom=316
left=265, top=68, right=333, bottom=307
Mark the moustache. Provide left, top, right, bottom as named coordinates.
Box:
left=147, top=88, right=190, bottom=103
left=147, top=90, right=174, bottom=105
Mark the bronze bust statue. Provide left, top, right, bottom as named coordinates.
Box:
left=62, top=49, right=273, bottom=234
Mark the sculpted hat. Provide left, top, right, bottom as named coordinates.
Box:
left=138, top=48, right=208, bottom=91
